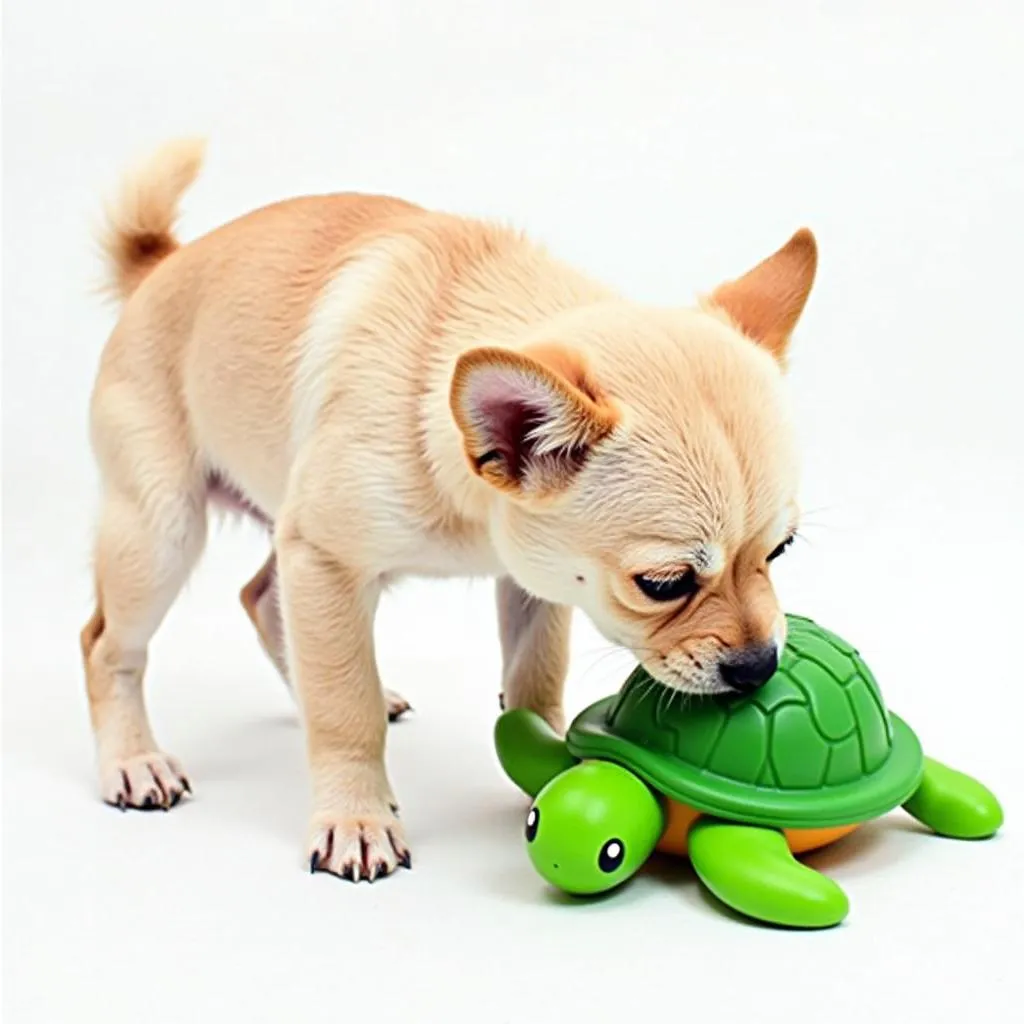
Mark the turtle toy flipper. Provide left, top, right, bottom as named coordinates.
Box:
left=902, top=756, right=1004, bottom=839
left=688, top=820, right=850, bottom=929
left=494, top=708, right=578, bottom=797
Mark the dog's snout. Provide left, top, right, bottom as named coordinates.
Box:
left=719, top=643, right=779, bottom=693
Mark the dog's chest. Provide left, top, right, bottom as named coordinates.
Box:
left=382, top=526, right=503, bottom=580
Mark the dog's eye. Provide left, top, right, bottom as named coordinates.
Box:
left=767, top=535, right=796, bottom=562
left=634, top=570, right=698, bottom=602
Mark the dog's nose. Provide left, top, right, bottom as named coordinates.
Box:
left=719, top=644, right=779, bottom=693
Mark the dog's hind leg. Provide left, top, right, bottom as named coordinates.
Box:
left=239, top=552, right=290, bottom=680
left=82, top=398, right=207, bottom=810
left=240, top=552, right=411, bottom=722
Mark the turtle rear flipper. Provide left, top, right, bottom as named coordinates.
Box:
left=688, top=820, right=849, bottom=929
left=902, top=756, right=1003, bottom=839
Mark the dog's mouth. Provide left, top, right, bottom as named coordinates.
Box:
left=598, top=624, right=733, bottom=696
left=633, top=651, right=733, bottom=697
left=647, top=669, right=732, bottom=697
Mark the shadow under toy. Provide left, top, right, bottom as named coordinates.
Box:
left=494, top=615, right=1003, bottom=928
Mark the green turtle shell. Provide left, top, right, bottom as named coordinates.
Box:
left=567, top=615, right=925, bottom=829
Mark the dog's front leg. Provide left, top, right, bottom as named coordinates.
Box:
left=497, top=577, right=572, bottom=734
left=276, top=522, right=409, bottom=882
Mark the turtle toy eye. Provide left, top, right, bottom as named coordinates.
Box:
left=525, top=806, right=540, bottom=843
left=598, top=837, right=626, bottom=873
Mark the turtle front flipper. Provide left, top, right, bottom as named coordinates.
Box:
left=688, top=820, right=850, bottom=929
left=902, top=756, right=1003, bottom=839
left=494, top=708, right=578, bottom=797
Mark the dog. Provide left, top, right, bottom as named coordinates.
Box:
left=81, top=139, right=815, bottom=882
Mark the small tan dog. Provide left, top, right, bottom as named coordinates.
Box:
left=81, top=139, right=816, bottom=882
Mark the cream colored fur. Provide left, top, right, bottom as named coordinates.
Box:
left=81, top=139, right=817, bottom=882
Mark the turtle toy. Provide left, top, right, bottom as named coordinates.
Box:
left=494, top=614, right=1003, bottom=929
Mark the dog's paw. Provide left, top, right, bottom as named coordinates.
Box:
left=101, top=752, right=191, bottom=811
left=308, top=806, right=411, bottom=882
left=385, top=688, right=412, bottom=723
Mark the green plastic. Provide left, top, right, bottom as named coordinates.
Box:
left=526, top=761, right=665, bottom=895
left=903, top=756, right=1004, bottom=839
left=569, top=615, right=925, bottom=828
left=688, top=820, right=849, bottom=929
left=493, top=614, right=1005, bottom=929
left=494, top=707, right=577, bottom=798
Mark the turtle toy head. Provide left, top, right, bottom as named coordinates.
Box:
left=524, top=761, right=664, bottom=896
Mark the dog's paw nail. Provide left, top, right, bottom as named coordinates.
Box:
left=308, top=811, right=408, bottom=881
left=385, top=690, right=412, bottom=723
left=310, top=851, right=321, bottom=873
left=181, top=777, right=192, bottom=795
left=367, top=857, right=393, bottom=882
left=102, top=753, right=190, bottom=812
left=148, top=770, right=169, bottom=807
left=386, top=827, right=411, bottom=869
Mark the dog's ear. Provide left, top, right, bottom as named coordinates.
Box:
left=450, top=343, right=619, bottom=497
left=705, top=228, right=818, bottom=364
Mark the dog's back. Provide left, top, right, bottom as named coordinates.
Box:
left=95, top=143, right=425, bottom=509
left=92, top=142, right=602, bottom=519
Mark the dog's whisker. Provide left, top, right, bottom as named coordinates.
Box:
left=798, top=503, right=839, bottom=518
left=575, top=645, right=635, bottom=675
left=795, top=521, right=834, bottom=535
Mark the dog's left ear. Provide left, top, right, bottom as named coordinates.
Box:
left=705, top=228, right=818, bottom=364
left=450, top=343, right=620, bottom=498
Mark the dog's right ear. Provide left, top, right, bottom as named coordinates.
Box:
left=450, top=344, right=619, bottom=498
left=704, top=228, right=818, bottom=365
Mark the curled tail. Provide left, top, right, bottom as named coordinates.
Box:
left=98, top=137, right=206, bottom=301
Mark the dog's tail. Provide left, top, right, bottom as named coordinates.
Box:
left=97, top=137, right=206, bottom=302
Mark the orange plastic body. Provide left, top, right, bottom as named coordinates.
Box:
left=655, top=799, right=861, bottom=857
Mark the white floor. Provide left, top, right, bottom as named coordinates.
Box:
left=4, top=3, right=1023, bottom=1022
left=4, top=484, right=1022, bottom=1022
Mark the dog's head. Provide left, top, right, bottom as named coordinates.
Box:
left=451, top=230, right=816, bottom=694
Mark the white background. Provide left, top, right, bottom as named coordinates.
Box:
left=3, top=2, right=1023, bottom=1022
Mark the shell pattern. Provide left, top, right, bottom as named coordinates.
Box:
left=606, top=616, right=895, bottom=792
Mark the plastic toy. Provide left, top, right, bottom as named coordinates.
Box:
left=495, top=614, right=1003, bottom=928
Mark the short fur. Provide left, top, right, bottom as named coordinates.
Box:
left=81, top=140, right=816, bottom=881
